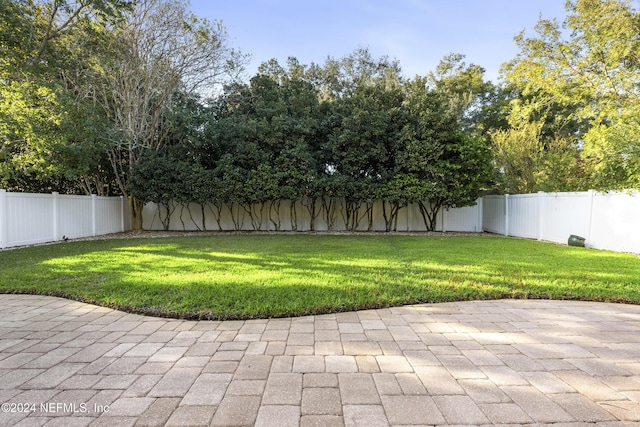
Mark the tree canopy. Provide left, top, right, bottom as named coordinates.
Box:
left=4, top=0, right=637, bottom=231
left=1, top=0, right=247, bottom=228
left=123, top=54, right=493, bottom=231
left=500, top=0, right=640, bottom=191
left=0, top=0, right=126, bottom=194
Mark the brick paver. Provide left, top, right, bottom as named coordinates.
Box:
left=1, top=295, right=640, bottom=426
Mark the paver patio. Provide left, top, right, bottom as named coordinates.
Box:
left=0, top=294, right=639, bottom=426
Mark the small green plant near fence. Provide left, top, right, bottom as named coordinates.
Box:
left=0, top=235, right=638, bottom=319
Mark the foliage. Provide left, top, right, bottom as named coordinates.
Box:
left=582, top=106, right=640, bottom=190
left=1, top=235, right=638, bottom=319
left=403, top=78, right=493, bottom=229
left=427, top=53, right=497, bottom=134
left=207, top=70, right=323, bottom=230
left=490, top=100, right=588, bottom=193
left=71, top=0, right=247, bottom=229
left=0, top=0, right=125, bottom=194
left=129, top=150, right=188, bottom=230
left=326, top=83, right=406, bottom=230
left=503, top=0, right=640, bottom=191
left=123, top=50, right=494, bottom=232
left=305, top=47, right=404, bottom=100
left=183, top=55, right=492, bottom=232
left=2, top=2, right=492, bottom=230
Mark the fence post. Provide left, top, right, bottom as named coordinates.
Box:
left=504, top=194, right=509, bottom=237
left=0, top=189, right=6, bottom=249
left=120, top=196, right=125, bottom=232
left=52, top=192, right=59, bottom=241
left=537, top=191, right=545, bottom=241
left=476, top=197, right=483, bottom=232
left=92, top=194, right=97, bottom=236
left=586, top=189, right=596, bottom=247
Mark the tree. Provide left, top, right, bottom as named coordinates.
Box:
left=72, top=0, right=246, bottom=229
left=503, top=0, right=640, bottom=190
left=129, top=150, right=183, bottom=230
left=490, top=100, right=587, bottom=193
left=582, top=107, right=640, bottom=189
left=326, top=83, right=406, bottom=230
left=403, top=78, right=493, bottom=230
left=128, top=91, right=219, bottom=231
left=427, top=53, right=496, bottom=133
left=127, top=49, right=491, bottom=233
left=306, top=48, right=404, bottom=101
left=0, top=0, right=127, bottom=194
left=206, top=61, right=326, bottom=231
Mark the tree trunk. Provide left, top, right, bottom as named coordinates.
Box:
left=343, top=200, right=362, bottom=231
left=208, top=202, right=224, bottom=231
left=362, top=201, right=374, bottom=231
left=290, top=200, right=298, bottom=231
left=200, top=204, right=207, bottom=231
left=268, top=200, right=282, bottom=231
left=321, top=198, right=337, bottom=231
left=417, top=201, right=440, bottom=232
left=129, top=196, right=144, bottom=230
left=302, top=197, right=318, bottom=231
left=382, top=201, right=400, bottom=232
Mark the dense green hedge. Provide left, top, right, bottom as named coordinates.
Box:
left=130, top=69, right=492, bottom=231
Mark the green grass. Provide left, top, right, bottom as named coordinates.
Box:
left=0, top=234, right=638, bottom=319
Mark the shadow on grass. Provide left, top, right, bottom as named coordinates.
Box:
left=0, top=234, right=638, bottom=319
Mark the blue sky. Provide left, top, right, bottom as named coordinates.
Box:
left=189, top=0, right=568, bottom=83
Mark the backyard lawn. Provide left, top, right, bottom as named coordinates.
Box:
left=0, top=234, right=638, bottom=319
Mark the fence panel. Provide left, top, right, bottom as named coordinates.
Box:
left=539, top=192, right=591, bottom=245
left=589, top=192, right=640, bottom=253
left=59, top=195, right=93, bottom=239
left=5, top=189, right=639, bottom=253
left=0, top=191, right=126, bottom=249
left=482, top=190, right=640, bottom=253
left=441, top=200, right=483, bottom=232
left=95, top=196, right=125, bottom=235
left=0, top=190, right=5, bottom=248
left=482, top=196, right=505, bottom=235
left=6, top=192, right=54, bottom=247
left=507, top=194, right=539, bottom=239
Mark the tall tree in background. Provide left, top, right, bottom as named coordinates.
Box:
left=78, top=0, right=246, bottom=229
left=306, top=48, right=404, bottom=101
left=0, top=0, right=128, bottom=194
left=503, top=0, right=640, bottom=191
left=489, top=100, right=587, bottom=193
left=427, top=53, right=496, bottom=134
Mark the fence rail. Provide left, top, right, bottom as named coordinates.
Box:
left=483, top=190, right=640, bottom=253
left=0, top=190, right=128, bottom=249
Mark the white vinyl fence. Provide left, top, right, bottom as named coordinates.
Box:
left=142, top=199, right=484, bottom=233
left=0, top=190, right=129, bottom=249
left=5, top=188, right=639, bottom=253
left=483, top=190, right=640, bottom=253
